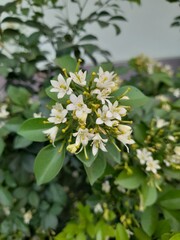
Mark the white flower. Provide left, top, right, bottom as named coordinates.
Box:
left=94, top=203, right=103, bottom=214
left=146, top=159, right=161, bottom=174
left=50, top=74, right=72, bottom=99
left=67, top=94, right=91, bottom=122
left=73, top=128, right=94, bottom=147
left=96, top=105, right=114, bottom=127
left=3, top=207, right=10, bottom=216
left=33, top=112, right=42, bottom=118
left=69, top=70, right=87, bottom=86
left=102, top=180, right=111, bottom=193
left=0, top=104, right=9, bottom=119
left=174, top=146, right=180, bottom=156
left=136, top=148, right=153, bottom=165
left=48, top=103, right=68, bottom=124
left=94, top=67, right=116, bottom=89
left=168, top=135, right=176, bottom=142
left=156, top=118, right=169, bottom=129
left=117, top=124, right=135, bottom=152
left=43, top=126, right=58, bottom=146
left=91, top=133, right=108, bottom=156
left=107, top=101, right=127, bottom=120
left=173, top=88, right=180, bottom=98
left=23, top=210, right=32, bottom=224
left=91, top=88, right=111, bottom=104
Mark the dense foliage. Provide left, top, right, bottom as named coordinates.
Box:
left=0, top=0, right=180, bottom=239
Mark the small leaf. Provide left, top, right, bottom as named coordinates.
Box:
left=112, top=85, right=149, bottom=108
left=76, top=145, right=97, bottom=167
left=114, top=167, right=145, bottom=189
left=80, top=34, right=98, bottom=42
left=55, top=55, right=76, bottom=72
left=84, top=152, right=106, bottom=185
left=19, top=118, right=53, bottom=142
left=110, top=16, right=126, bottom=21
left=141, top=182, right=157, bottom=209
left=0, top=138, right=5, bottom=156
left=0, top=186, right=13, bottom=207
left=141, top=206, right=158, bottom=236
left=159, top=190, right=180, bottom=210
left=116, top=223, right=129, bottom=240
left=7, top=85, right=31, bottom=106
left=34, top=142, right=65, bottom=185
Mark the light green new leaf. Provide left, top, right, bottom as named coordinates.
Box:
left=84, top=152, right=106, bottom=185
left=141, top=206, right=158, bottom=236
left=55, top=55, right=77, bottom=72
left=34, top=142, right=65, bottom=185
left=19, top=118, right=53, bottom=142
left=114, top=167, right=145, bottom=189
left=76, top=145, right=97, bottom=167
left=170, top=233, right=180, bottom=240
left=112, top=85, right=149, bottom=108
left=116, top=223, right=129, bottom=240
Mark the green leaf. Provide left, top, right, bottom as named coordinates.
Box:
left=154, top=220, right=171, bottom=238
left=45, top=86, right=69, bottom=104
left=113, top=24, right=121, bottom=35
left=19, top=118, right=53, bottom=142
left=172, top=99, right=180, bottom=108
left=28, top=191, right=39, bottom=208
left=159, top=190, right=180, bottom=210
left=5, top=117, right=24, bottom=132
left=0, top=137, right=5, bottom=156
left=34, top=142, right=65, bottom=185
left=105, top=140, right=121, bottom=164
left=13, top=135, right=32, bottom=149
left=114, top=167, right=145, bottom=189
left=2, top=17, right=23, bottom=24
left=80, top=34, right=98, bottom=42
left=55, top=55, right=76, bottom=72
left=141, top=206, right=158, bottom=236
left=76, top=145, right=97, bottom=167
left=7, top=85, right=31, bottom=106
left=133, top=123, right=147, bottom=143
left=0, top=186, right=13, bottom=207
left=141, top=182, right=157, bottom=209
left=84, top=152, right=106, bottom=185
left=133, top=228, right=151, bottom=240
left=110, top=16, right=126, bottom=21
left=162, top=209, right=180, bottom=232
left=0, top=66, right=9, bottom=77
left=112, top=85, right=149, bottom=108
left=116, top=223, right=129, bottom=240
left=170, top=233, right=180, bottom=240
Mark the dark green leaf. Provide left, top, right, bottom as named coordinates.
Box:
left=7, top=85, right=31, bottom=106
left=0, top=186, right=13, bottom=207
left=19, top=118, right=53, bottom=142
left=84, top=152, right=106, bottom=185
left=80, top=34, right=97, bottom=42
left=159, top=190, right=180, bottom=210
left=141, top=206, right=158, bottom=236
left=76, top=145, right=98, bottom=167
left=34, top=142, right=65, bottom=185
left=55, top=55, right=76, bottom=72
left=0, top=138, right=5, bottom=156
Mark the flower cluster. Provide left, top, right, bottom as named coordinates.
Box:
left=136, top=148, right=161, bottom=174
left=130, top=54, right=173, bottom=77
left=43, top=65, right=134, bottom=157
left=164, top=146, right=180, bottom=169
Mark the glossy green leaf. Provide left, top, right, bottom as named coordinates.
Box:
left=76, top=145, right=98, bottom=167
left=19, top=118, right=53, bottom=142
left=116, top=223, right=129, bottom=240
left=34, top=142, right=65, bottom=185
left=141, top=183, right=157, bottom=209
left=114, top=167, right=145, bottom=189
left=84, top=152, right=106, bottom=185
left=163, top=209, right=180, bottom=232
left=112, top=85, right=149, bottom=108
left=141, top=206, right=158, bottom=236
left=55, top=55, right=76, bottom=72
